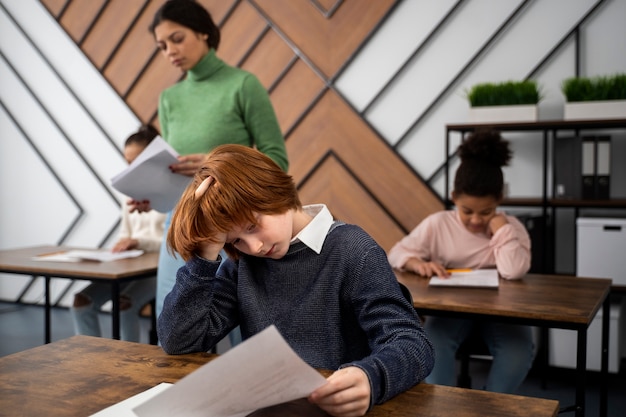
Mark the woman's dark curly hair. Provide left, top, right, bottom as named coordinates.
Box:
left=453, top=129, right=512, bottom=200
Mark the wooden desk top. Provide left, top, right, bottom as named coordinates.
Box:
left=0, top=245, right=159, bottom=280
left=396, top=271, right=611, bottom=328
left=0, top=335, right=559, bottom=417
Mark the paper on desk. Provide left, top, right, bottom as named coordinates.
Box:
left=31, top=249, right=144, bottom=262
left=89, top=383, right=172, bottom=417
left=132, top=325, right=328, bottom=417
left=111, top=136, right=191, bottom=213
left=429, top=269, right=499, bottom=288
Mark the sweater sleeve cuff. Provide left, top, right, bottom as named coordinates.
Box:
left=490, top=223, right=516, bottom=247
left=186, top=254, right=222, bottom=278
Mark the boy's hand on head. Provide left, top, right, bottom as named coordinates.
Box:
left=308, top=366, right=370, bottom=417
left=196, top=233, right=227, bottom=261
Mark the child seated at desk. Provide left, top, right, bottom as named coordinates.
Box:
left=158, top=144, right=434, bottom=417
left=387, top=129, right=533, bottom=394
left=71, top=125, right=166, bottom=342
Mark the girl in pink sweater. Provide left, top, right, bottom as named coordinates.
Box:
left=388, top=129, right=533, bottom=394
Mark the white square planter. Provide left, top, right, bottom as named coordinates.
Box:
left=564, top=100, right=626, bottom=120
left=468, top=105, right=538, bottom=124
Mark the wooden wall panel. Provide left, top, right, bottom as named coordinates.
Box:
left=59, top=0, right=106, bottom=43
left=270, top=59, right=325, bottom=133
left=253, top=0, right=397, bottom=78
left=298, top=156, right=406, bottom=251
left=240, top=30, right=294, bottom=89
left=103, top=1, right=166, bottom=96
left=40, top=0, right=68, bottom=17
left=218, top=1, right=268, bottom=67
left=81, top=0, right=146, bottom=68
left=288, top=91, right=443, bottom=231
left=197, top=0, right=237, bottom=24
left=125, top=53, right=179, bottom=124
left=43, top=0, right=444, bottom=249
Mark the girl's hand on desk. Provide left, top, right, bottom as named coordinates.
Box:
left=308, top=366, right=370, bottom=417
left=404, top=258, right=449, bottom=278
left=112, top=238, right=139, bottom=253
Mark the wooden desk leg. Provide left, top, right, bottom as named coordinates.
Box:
left=575, top=327, right=587, bottom=417
left=110, top=282, right=121, bottom=340
left=599, top=298, right=610, bottom=417
left=44, top=276, right=51, bottom=344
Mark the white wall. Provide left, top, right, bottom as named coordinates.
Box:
left=2, top=0, right=626, bottom=303
left=0, top=0, right=140, bottom=304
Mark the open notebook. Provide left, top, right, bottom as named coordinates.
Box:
left=428, top=269, right=499, bottom=289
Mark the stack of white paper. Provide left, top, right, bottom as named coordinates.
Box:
left=91, top=325, right=327, bottom=417
left=429, top=269, right=499, bottom=288
left=111, top=136, right=191, bottom=213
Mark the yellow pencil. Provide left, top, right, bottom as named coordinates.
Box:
left=446, top=268, right=472, bottom=273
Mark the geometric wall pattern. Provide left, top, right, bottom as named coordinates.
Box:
left=1, top=0, right=622, bottom=308
left=39, top=0, right=446, bottom=252
left=39, top=0, right=616, bottom=251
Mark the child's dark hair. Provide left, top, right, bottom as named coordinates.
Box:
left=125, top=124, right=159, bottom=148
left=150, top=0, right=221, bottom=51
left=453, top=129, right=511, bottom=199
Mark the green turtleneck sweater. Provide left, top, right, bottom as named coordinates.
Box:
left=158, top=49, right=288, bottom=171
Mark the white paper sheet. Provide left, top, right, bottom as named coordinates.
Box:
left=111, top=136, right=191, bottom=213
left=129, top=325, right=327, bottom=417
left=89, top=383, right=172, bottom=417
left=31, top=249, right=144, bottom=262
left=429, top=269, right=499, bottom=288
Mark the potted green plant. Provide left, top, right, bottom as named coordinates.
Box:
left=562, top=73, right=626, bottom=120
left=465, top=80, right=542, bottom=123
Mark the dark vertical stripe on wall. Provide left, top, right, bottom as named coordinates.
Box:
left=526, top=0, right=605, bottom=80
left=78, top=0, right=111, bottom=46
left=298, top=150, right=409, bottom=234
left=427, top=0, right=609, bottom=185
left=219, top=0, right=242, bottom=26
left=57, top=0, right=71, bottom=21
left=101, top=1, right=152, bottom=72
left=0, top=50, right=121, bottom=209
left=236, top=25, right=271, bottom=67
left=283, top=88, right=328, bottom=140
left=326, top=0, right=440, bottom=198
left=268, top=56, right=298, bottom=93
left=248, top=0, right=329, bottom=85
left=310, top=0, right=344, bottom=19
left=360, top=0, right=463, bottom=116
left=394, top=0, right=533, bottom=151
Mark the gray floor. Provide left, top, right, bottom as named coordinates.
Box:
left=1, top=301, right=624, bottom=416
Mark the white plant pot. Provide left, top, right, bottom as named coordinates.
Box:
left=563, top=100, right=626, bottom=121
left=468, top=105, right=538, bottom=124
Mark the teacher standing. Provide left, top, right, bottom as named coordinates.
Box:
left=146, top=0, right=289, bottom=324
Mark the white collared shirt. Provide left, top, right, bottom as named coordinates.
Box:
left=291, top=204, right=334, bottom=254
